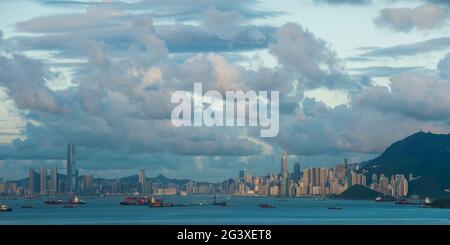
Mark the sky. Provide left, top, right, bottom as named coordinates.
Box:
left=1, top=0, right=450, bottom=181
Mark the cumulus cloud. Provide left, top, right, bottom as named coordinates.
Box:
left=0, top=55, right=60, bottom=113
left=352, top=72, right=450, bottom=121
left=269, top=23, right=358, bottom=90
left=201, top=5, right=242, bottom=40
left=374, top=4, right=448, bottom=32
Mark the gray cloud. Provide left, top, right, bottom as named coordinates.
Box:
left=313, top=0, right=371, bottom=5
left=359, top=37, right=450, bottom=57
left=374, top=4, right=448, bottom=32
left=269, top=23, right=360, bottom=90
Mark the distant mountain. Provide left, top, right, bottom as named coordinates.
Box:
left=119, top=174, right=196, bottom=185
left=338, top=185, right=383, bottom=200
left=362, top=132, right=450, bottom=198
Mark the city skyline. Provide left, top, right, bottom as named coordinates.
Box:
left=1, top=145, right=410, bottom=199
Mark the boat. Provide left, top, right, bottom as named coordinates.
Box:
left=45, top=199, right=64, bottom=204
left=395, top=199, right=422, bottom=205
left=149, top=198, right=173, bottom=207
left=375, top=196, right=395, bottom=202
left=120, top=197, right=149, bottom=205
left=69, top=196, right=86, bottom=205
left=258, top=204, right=275, bottom=209
left=21, top=205, right=36, bottom=209
left=212, top=194, right=227, bottom=206
left=328, top=206, right=343, bottom=210
left=0, top=204, right=13, bottom=212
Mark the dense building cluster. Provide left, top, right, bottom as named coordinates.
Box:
left=0, top=147, right=409, bottom=198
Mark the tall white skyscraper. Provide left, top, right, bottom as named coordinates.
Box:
left=280, top=151, right=289, bottom=196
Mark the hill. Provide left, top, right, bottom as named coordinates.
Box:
left=338, top=185, right=383, bottom=200
left=362, top=132, right=450, bottom=198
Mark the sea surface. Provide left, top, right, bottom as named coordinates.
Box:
left=1, top=195, right=449, bottom=225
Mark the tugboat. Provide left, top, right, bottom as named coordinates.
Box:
left=69, top=195, right=86, bottom=205
left=0, top=203, right=13, bottom=212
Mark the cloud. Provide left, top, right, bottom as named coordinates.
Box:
left=0, top=55, right=60, bottom=113
left=313, top=0, right=371, bottom=5
left=352, top=72, right=450, bottom=121
left=374, top=4, right=448, bottom=32
left=359, top=37, right=450, bottom=57
left=201, top=5, right=242, bottom=40
left=437, top=52, right=450, bottom=79
left=351, top=66, right=423, bottom=77
left=269, top=23, right=359, bottom=90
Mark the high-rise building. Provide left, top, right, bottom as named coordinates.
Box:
left=28, top=169, right=36, bottom=194
left=66, top=143, right=76, bottom=193
left=50, top=167, right=58, bottom=194
left=40, top=168, right=47, bottom=194
left=139, top=169, right=146, bottom=192
left=239, top=170, right=245, bottom=180
left=293, top=163, right=301, bottom=183
left=280, top=151, right=289, bottom=196
left=83, top=174, right=93, bottom=193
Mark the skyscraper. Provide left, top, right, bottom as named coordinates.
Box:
left=50, top=167, right=58, bottom=194
left=239, top=170, right=245, bottom=180
left=293, top=163, right=301, bottom=183
left=281, top=151, right=288, bottom=176
left=28, top=169, right=36, bottom=195
left=66, top=143, right=76, bottom=193
left=40, top=168, right=47, bottom=194
left=83, top=174, right=93, bottom=193
left=280, top=151, right=289, bottom=196
left=139, top=169, right=146, bottom=192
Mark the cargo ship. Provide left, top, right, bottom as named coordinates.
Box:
left=120, top=197, right=149, bottom=205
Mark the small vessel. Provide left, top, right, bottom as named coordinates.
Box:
left=395, top=199, right=422, bottom=205
left=0, top=204, right=13, bottom=212
left=149, top=198, right=173, bottom=207
left=212, top=194, right=227, bottom=206
left=21, top=205, right=36, bottom=209
left=45, top=199, right=63, bottom=204
left=375, top=196, right=395, bottom=202
left=328, top=206, right=343, bottom=210
left=258, top=204, right=275, bottom=209
left=69, top=195, right=86, bottom=205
